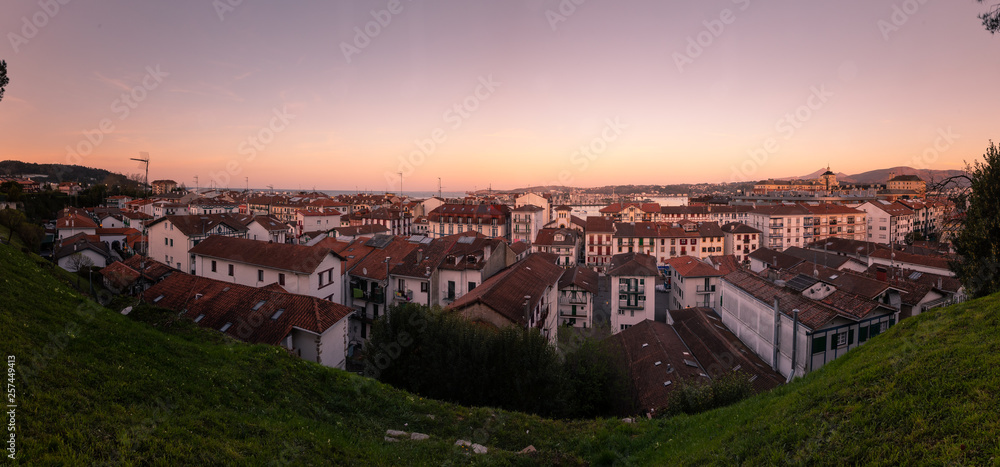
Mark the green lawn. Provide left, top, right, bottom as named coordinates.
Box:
left=2, top=237, right=999, bottom=465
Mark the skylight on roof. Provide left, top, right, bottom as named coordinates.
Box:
left=271, top=309, right=285, bottom=320
left=153, top=295, right=164, bottom=303
left=683, top=359, right=699, bottom=368
left=252, top=300, right=266, bottom=311
left=663, top=381, right=672, bottom=386
left=220, top=322, right=232, bottom=332
left=194, top=314, right=205, bottom=323
left=909, top=271, right=923, bottom=280
left=654, top=361, right=662, bottom=366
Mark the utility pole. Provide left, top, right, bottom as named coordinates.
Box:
left=438, top=177, right=442, bottom=199
left=194, top=175, right=198, bottom=194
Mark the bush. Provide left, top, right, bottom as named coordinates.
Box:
left=364, top=303, right=630, bottom=418
left=659, top=371, right=753, bottom=417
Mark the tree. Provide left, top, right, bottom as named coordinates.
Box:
left=951, top=141, right=1000, bottom=298
left=67, top=253, right=95, bottom=273
left=0, top=181, right=23, bottom=202
left=978, top=1, right=1000, bottom=33
left=0, top=60, right=8, bottom=103
left=0, top=208, right=26, bottom=243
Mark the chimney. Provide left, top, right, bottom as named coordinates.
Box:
left=483, top=244, right=491, bottom=261
left=876, top=267, right=887, bottom=282
left=416, top=249, right=423, bottom=263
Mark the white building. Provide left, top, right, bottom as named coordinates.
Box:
left=719, top=269, right=897, bottom=380
left=511, top=204, right=545, bottom=244
left=515, top=193, right=551, bottom=225
left=745, top=204, right=813, bottom=250
left=721, top=222, right=761, bottom=265
left=557, top=266, right=599, bottom=328
left=56, top=214, right=98, bottom=240
left=858, top=201, right=915, bottom=245
left=190, top=235, right=344, bottom=303
left=608, top=252, right=658, bottom=334
left=146, top=214, right=250, bottom=273
left=532, top=228, right=581, bottom=267
left=448, top=253, right=564, bottom=344
left=296, top=209, right=342, bottom=238
left=663, top=256, right=723, bottom=313
left=143, top=273, right=354, bottom=369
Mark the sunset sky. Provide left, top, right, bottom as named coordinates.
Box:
left=1, top=1, right=997, bottom=192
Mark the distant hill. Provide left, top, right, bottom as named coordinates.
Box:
left=846, top=166, right=966, bottom=184
left=778, top=168, right=855, bottom=183
left=778, top=166, right=966, bottom=184
left=0, top=160, right=131, bottom=185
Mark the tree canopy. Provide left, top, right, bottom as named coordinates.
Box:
left=0, top=60, right=8, bottom=103
left=951, top=141, right=1000, bottom=298
left=978, top=0, right=1000, bottom=33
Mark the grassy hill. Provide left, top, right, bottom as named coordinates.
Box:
left=2, top=238, right=999, bottom=465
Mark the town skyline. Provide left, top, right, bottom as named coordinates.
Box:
left=2, top=1, right=997, bottom=191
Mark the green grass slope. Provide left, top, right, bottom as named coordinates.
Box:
left=2, top=238, right=999, bottom=465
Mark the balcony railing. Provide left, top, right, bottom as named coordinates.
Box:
left=560, top=295, right=588, bottom=305
left=769, top=223, right=784, bottom=228
left=618, top=300, right=646, bottom=310
left=696, top=285, right=716, bottom=293
left=559, top=310, right=589, bottom=318
left=619, top=285, right=645, bottom=294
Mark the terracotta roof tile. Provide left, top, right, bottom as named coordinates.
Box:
left=142, top=273, right=352, bottom=346
left=189, top=236, right=340, bottom=274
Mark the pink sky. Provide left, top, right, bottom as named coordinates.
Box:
left=1, top=1, right=997, bottom=192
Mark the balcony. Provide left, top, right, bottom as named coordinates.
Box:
left=559, top=309, right=589, bottom=318
left=769, top=223, right=784, bottom=228
left=352, top=288, right=385, bottom=303
left=560, top=295, right=588, bottom=305
left=696, top=285, right=716, bottom=293
left=618, top=300, right=646, bottom=310
left=619, top=285, right=645, bottom=294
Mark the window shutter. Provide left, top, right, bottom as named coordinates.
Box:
left=859, top=326, right=869, bottom=342
left=831, top=334, right=838, bottom=350
left=848, top=329, right=855, bottom=346
left=812, top=335, right=826, bottom=354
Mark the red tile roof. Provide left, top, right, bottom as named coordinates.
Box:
left=722, top=270, right=840, bottom=330
left=608, top=253, right=659, bottom=277
left=558, top=266, right=599, bottom=294
left=189, top=236, right=341, bottom=274
left=99, top=261, right=141, bottom=290
left=448, top=253, right=565, bottom=327
left=142, top=273, right=352, bottom=346
left=56, top=214, right=98, bottom=230
left=869, top=248, right=952, bottom=271
left=605, top=320, right=706, bottom=412
left=669, top=308, right=784, bottom=393
left=665, top=256, right=722, bottom=278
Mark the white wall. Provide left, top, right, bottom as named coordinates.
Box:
left=610, top=275, right=654, bottom=333
left=194, top=253, right=343, bottom=303
left=57, top=249, right=108, bottom=271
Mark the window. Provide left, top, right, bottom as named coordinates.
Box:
left=278, top=273, right=285, bottom=286
left=420, top=282, right=429, bottom=292
left=211, top=260, right=217, bottom=272
left=836, top=332, right=847, bottom=347
left=169, top=239, right=173, bottom=247
left=228, top=264, right=234, bottom=276
left=258, top=270, right=264, bottom=282
left=468, top=281, right=476, bottom=292
left=164, top=238, right=169, bottom=245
